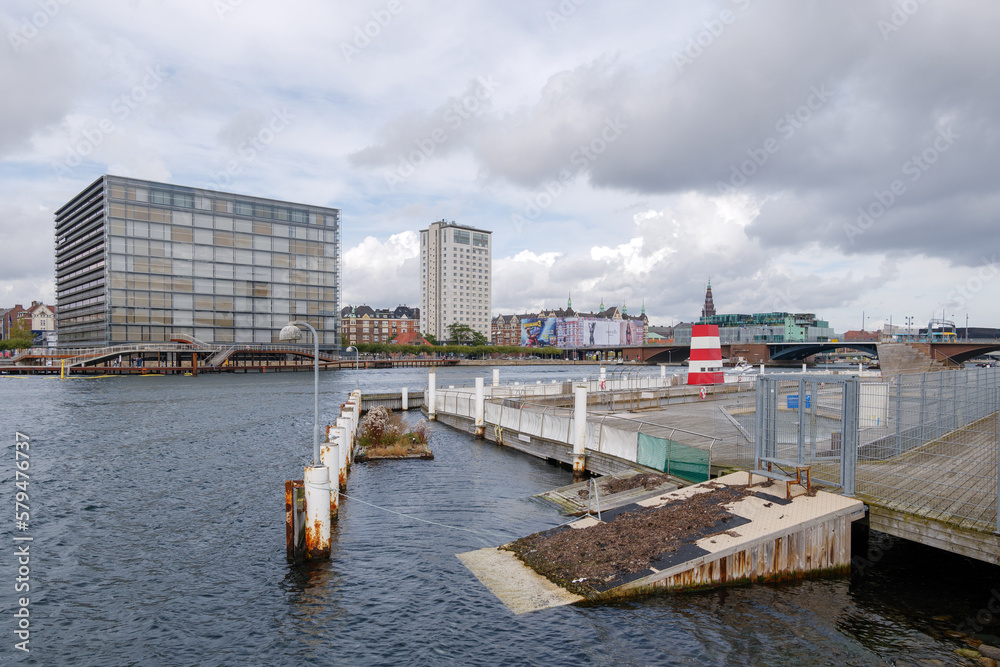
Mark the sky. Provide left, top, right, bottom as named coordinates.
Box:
left=1, top=0, right=998, bottom=333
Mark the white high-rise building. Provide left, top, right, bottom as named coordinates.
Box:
left=419, top=220, right=491, bottom=342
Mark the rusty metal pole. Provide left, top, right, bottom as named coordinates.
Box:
left=573, top=384, right=588, bottom=479
left=303, top=465, right=331, bottom=559
left=475, top=377, right=485, bottom=438
left=428, top=371, right=437, bottom=420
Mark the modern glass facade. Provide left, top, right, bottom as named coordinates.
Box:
left=54, top=175, right=341, bottom=348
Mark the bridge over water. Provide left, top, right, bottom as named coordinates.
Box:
left=615, top=340, right=1000, bottom=373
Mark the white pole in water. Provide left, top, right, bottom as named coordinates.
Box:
left=474, top=377, right=485, bottom=437
left=573, top=384, right=588, bottom=477
left=802, top=363, right=807, bottom=372
left=320, top=443, right=341, bottom=519
left=401, top=387, right=408, bottom=411
left=428, top=371, right=437, bottom=420
left=335, top=418, right=351, bottom=489
left=303, top=465, right=331, bottom=559
left=492, top=368, right=500, bottom=387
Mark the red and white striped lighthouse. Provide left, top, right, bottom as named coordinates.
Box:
left=687, top=324, right=724, bottom=385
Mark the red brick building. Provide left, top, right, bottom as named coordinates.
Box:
left=490, top=314, right=523, bottom=346
left=341, top=305, right=419, bottom=345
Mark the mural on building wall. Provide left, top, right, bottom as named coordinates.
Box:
left=521, top=317, right=643, bottom=348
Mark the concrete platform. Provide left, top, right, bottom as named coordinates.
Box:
left=458, top=472, right=865, bottom=614
left=457, top=547, right=584, bottom=614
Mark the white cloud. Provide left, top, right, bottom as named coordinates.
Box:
left=342, top=231, right=420, bottom=307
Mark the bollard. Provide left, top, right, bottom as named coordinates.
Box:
left=492, top=368, right=500, bottom=387
left=802, top=363, right=807, bottom=373
left=320, top=444, right=341, bottom=519
left=660, top=365, right=666, bottom=379
left=759, top=364, right=765, bottom=375
left=401, top=387, right=409, bottom=411
left=336, top=417, right=352, bottom=484
left=334, top=425, right=349, bottom=489
left=428, top=371, right=436, bottom=419
left=303, top=465, right=331, bottom=559
left=475, top=377, right=485, bottom=438
left=573, top=384, right=588, bottom=479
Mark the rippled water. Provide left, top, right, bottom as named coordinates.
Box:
left=2, top=366, right=998, bottom=665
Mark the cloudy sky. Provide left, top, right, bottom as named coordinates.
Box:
left=1, top=0, right=998, bottom=332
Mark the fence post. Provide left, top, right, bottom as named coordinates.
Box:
left=919, top=372, right=927, bottom=445
left=841, top=379, right=859, bottom=496
left=754, top=376, right=765, bottom=465
left=573, top=384, right=588, bottom=478
left=809, top=380, right=818, bottom=460
left=474, top=377, right=485, bottom=438
left=797, top=377, right=806, bottom=464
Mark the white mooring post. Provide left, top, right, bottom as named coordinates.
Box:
left=303, top=465, right=331, bottom=559
left=320, top=443, right=341, bottom=519
left=573, top=384, right=588, bottom=478
left=474, top=377, right=485, bottom=438
left=401, top=387, right=409, bottom=411
left=802, top=363, right=807, bottom=372
left=428, top=371, right=437, bottom=421
left=660, top=365, right=666, bottom=379
left=492, top=368, right=500, bottom=387
left=759, top=364, right=765, bottom=375
left=335, top=418, right=351, bottom=486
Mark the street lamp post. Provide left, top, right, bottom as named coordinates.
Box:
left=279, top=320, right=321, bottom=466
left=345, top=345, right=359, bottom=390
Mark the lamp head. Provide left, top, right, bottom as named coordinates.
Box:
left=279, top=323, right=303, bottom=341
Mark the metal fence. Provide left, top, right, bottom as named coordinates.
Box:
left=750, top=368, right=1000, bottom=533
left=482, top=397, right=718, bottom=482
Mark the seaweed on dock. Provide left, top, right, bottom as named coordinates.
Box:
left=503, top=484, right=751, bottom=596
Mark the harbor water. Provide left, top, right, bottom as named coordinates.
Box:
left=2, top=365, right=998, bottom=665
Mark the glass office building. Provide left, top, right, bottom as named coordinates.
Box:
left=54, top=175, right=341, bottom=348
